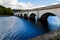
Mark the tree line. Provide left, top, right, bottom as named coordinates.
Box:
left=0, top=5, right=13, bottom=16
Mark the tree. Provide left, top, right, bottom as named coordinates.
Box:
left=0, top=5, right=13, bottom=16
left=0, top=5, right=6, bottom=15
left=6, top=8, right=13, bottom=15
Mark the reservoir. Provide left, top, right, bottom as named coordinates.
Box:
left=0, top=16, right=60, bottom=40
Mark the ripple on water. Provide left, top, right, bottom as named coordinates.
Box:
left=0, top=16, right=43, bottom=40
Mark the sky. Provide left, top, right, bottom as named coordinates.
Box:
left=0, top=0, right=60, bottom=9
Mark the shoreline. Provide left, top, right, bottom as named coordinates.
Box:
left=30, top=29, right=60, bottom=40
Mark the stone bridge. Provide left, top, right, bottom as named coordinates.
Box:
left=13, top=4, right=60, bottom=22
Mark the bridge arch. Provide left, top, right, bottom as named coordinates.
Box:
left=39, top=12, right=56, bottom=32
left=29, top=13, right=36, bottom=21
left=29, top=13, right=36, bottom=22
left=18, top=14, right=20, bottom=16
left=40, top=12, right=56, bottom=23
left=20, top=14, right=22, bottom=17
left=24, top=14, right=28, bottom=19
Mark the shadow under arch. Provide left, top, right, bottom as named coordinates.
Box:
left=18, top=14, right=19, bottom=17
left=29, top=13, right=36, bottom=22
left=40, top=12, right=56, bottom=32
left=20, top=14, right=22, bottom=18
left=24, top=14, right=28, bottom=19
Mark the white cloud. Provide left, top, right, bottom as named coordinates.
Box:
left=0, top=0, right=33, bottom=9
left=52, top=3, right=59, bottom=5
left=33, top=5, right=47, bottom=8
left=0, top=0, right=47, bottom=9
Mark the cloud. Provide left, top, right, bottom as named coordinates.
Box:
left=52, top=3, right=60, bottom=5
left=0, top=0, right=34, bottom=9
left=0, top=0, right=47, bottom=9
left=33, top=5, right=47, bottom=8
left=17, top=2, right=33, bottom=9
left=0, top=0, right=20, bottom=9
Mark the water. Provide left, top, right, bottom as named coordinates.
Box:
left=47, top=16, right=60, bottom=31
left=0, top=16, right=44, bottom=40
left=0, top=16, right=60, bottom=40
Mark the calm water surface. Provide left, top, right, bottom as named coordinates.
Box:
left=0, top=16, right=60, bottom=40
left=0, top=16, right=44, bottom=40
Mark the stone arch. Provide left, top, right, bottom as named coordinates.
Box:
left=18, top=14, right=19, bottom=16
left=29, top=13, right=36, bottom=22
left=40, top=12, right=56, bottom=32
left=29, top=13, right=36, bottom=19
left=20, top=14, right=22, bottom=18
left=24, top=14, right=28, bottom=19
left=40, top=12, right=56, bottom=22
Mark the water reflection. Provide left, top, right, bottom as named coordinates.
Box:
left=0, top=16, right=60, bottom=40
left=0, top=16, right=44, bottom=40
left=47, top=16, right=60, bottom=31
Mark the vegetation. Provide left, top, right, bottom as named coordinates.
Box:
left=0, top=5, right=13, bottom=16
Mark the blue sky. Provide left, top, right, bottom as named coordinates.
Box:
left=18, top=0, right=60, bottom=6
